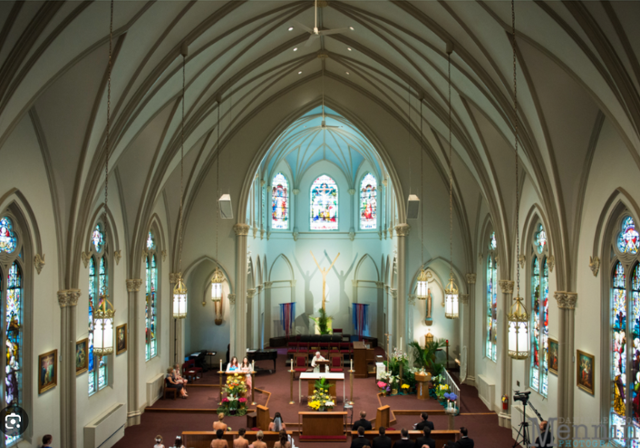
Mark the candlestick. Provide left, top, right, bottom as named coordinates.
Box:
left=350, top=358, right=353, bottom=371
left=220, top=359, right=222, bottom=371
left=400, top=337, right=403, bottom=350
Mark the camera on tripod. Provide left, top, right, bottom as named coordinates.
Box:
left=513, top=390, right=531, bottom=404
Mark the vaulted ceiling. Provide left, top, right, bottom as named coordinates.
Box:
left=0, top=0, right=639, bottom=288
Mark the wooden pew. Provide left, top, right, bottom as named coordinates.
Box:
left=350, top=429, right=460, bottom=447
left=182, top=431, right=282, bottom=448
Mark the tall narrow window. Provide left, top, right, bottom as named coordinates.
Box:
left=486, top=232, right=498, bottom=361
left=89, top=224, right=108, bottom=395
left=1, top=215, right=25, bottom=446
left=145, top=231, right=158, bottom=360
left=530, top=223, right=549, bottom=397
left=359, top=173, right=377, bottom=230
left=310, top=175, right=338, bottom=230
left=609, top=215, right=640, bottom=447
left=271, top=173, right=289, bottom=230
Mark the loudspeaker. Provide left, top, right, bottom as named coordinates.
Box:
left=407, top=194, right=420, bottom=219
left=218, top=194, right=233, bottom=219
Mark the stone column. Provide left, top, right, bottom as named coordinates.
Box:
left=465, top=273, right=476, bottom=385
left=58, top=289, right=81, bottom=448
left=390, top=288, right=398, bottom=347
left=126, top=278, right=143, bottom=426
left=555, top=291, right=577, bottom=431
left=349, top=188, right=356, bottom=241
left=394, top=224, right=410, bottom=350
left=264, top=282, right=272, bottom=345
left=498, top=279, right=514, bottom=428
left=247, top=288, right=256, bottom=349
left=234, top=223, right=250, bottom=358
left=256, top=285, right=263, bottom=348
left=169, top=272, right=181, bottom=365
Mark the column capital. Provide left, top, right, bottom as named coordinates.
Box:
left=460, top=293, right=469, bottom=304
left=391, top=289, right=398, bottom=300
left=394, top=223, right=411, bottom=237
left=126, top=278, right=143, bottom=292
left=233, top=223, right=251, bottom=236
left=228, top=293, right=236, bottom=305
left=465, top=273, right=476, bottom=284
left=555, top=291, right=577, bottom=310
left=498, top=280, right=514, bottom=294
left=264, top=281, right=273, bottom=289
left=247, top=288, right=256, bottom=299
left=256, top=285, right=263, bottom=293
left=169, top=272, right=181, bottom=284
left=376, top=281, right=385, bottom=289
left=57, top=289, right=81, bottom=308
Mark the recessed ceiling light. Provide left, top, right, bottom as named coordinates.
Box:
left=298, top=71, right=302, bottom=75
left=346, top=71, right=350, bottom=75
left=288, top=26, right=294, bottom=31
left=349, top=26, right=354, bottom=31
left=347, top=47, right=352, bottom=51
left=293, top=47, right=298, bottom=52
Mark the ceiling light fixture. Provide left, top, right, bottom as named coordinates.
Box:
left=298, top=71, right=302, bottom=75
left=347, top=47, right=352, bottom=51
left=345, top=72, right=350, bottom=75
left=293, top=47, right=298, bottom=52
left=349, top=26, right=354, bottom=31
left=288, top=26, right=294, bottom=31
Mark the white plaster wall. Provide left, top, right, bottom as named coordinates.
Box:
left=0, top=113, right=62, bottom=446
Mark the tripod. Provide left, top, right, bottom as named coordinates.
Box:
left=512, top=399, right=531, bottom=448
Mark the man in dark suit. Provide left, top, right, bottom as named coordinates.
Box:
left=415, top=412, right=435, bottom=431
left=350, top=426, right=371, bottom=448
left=393, top=428, right=414, bottom=448
left=352, top=411, right=372, bottom=432
left=372, top=427, right=392, bottom=448
left=453, top=427, right=474, bottom=448
left=414, top=427, right=436, bottom=448
left=533, top=421, right=553, bottom=448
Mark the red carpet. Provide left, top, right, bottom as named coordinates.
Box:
left=113, top=353, right=515, bottom=447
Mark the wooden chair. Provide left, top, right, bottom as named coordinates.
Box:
left=163, top=378, right=177, bottom=400
left=329, top=353, right=344, bottom=373
left=293, top=353, right=309, bottom=377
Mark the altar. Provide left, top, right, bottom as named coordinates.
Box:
left=298, top=372, right=345, bottom=404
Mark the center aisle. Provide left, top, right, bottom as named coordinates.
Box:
left=114, top=350, right=515, bottom=447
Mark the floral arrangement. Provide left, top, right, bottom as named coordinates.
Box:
left=219, top=373, right=248, bottom=416
left=308, top=377, right=334, bottom=411
left=377, top=380, right=391, bottom=395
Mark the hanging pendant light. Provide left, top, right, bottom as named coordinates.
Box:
left=445, top=42, right=459, bottom=319
left=211, top=267, right=224, bottom=302
left=416, top=269, right=428, bottom=300
left=173, top=42, right=189, bottom=320
left=416, top=94, right=427, bottom=301
left=507, top=0, right=530, bottom=359
left=94, top=0, right=116, bottom=359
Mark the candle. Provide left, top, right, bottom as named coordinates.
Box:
left=252, top=360, right=255, bottom=372
left=350, top=359, right=353, bottom=371
left=400, top=337, right=403, bottom=349
left=220, top=359, right=222, bottom=372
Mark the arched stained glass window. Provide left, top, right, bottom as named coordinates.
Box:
left=618, top=216, right=639, bottom=255
left=88, top=225, right=108, bottom=395
left=611, top=261, right=628, bottom=441
left=145, top=232, right=158, bottom=361
left=359, top=173, right=377, bottom=230
left=310, top=175, right=338, bottom=230
left=486, top=231, right=498, bottom=362
left=271, top=173, right=289, bottom=230
left=530, top=224, right=549, bottom=397
left=0, top=215, right=26, bottom=446
left=631, top=264, right=640, bottom=431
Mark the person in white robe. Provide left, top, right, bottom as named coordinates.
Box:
left=311, top=351, right=329, bottom=373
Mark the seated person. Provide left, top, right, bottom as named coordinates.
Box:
left=211, top=429, right=228, bottom=448
left=227, top=356, right=240, bottom=372
left=414, top=412, right=434, bottom=431
left=250, top=430, right=267, bottom=448
left=351, top=427, right=371, bottom=448
left=533, top=422, right=551, bottom=448
left=414, top=427, right=435, bottom=448
left=42, top=435, right=53, bottom=448
left=274, top=429, right=291, bottom=448
left=352, top=411, right=372, bottom=431
left=393, top=428, right=414, bottom=448
left=153, top=435, right=165, bottom=448
left=173, top=363, right=188, bottom=391
left=372, top=427, right=392, bottom=448
left=165, top=368, right=187, bottom=398
left=213, top=412, right=229, bottom=431
left=174, top=436, right=186, bottom=448
left=268, top=412, right=286, bottom=431
left=234, top=428, right=249, bottom=448
left=311, top=351, right=329, bottom=373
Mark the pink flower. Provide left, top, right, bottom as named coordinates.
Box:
left=239, top=397, right=247, bottom=403
left=377, top=381, right=387, bottom=389
left=222, top=398, right=229, bottom=403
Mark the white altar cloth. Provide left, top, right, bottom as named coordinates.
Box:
left=298, top=372, right=345, bottom=404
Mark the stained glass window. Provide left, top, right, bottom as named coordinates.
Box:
left=618, top=216, right=640, bottom=255
left=145, top=252, right=158, bottom=361
left=535, top=224, right=547, bottom=254
left=0, top=217, right=17, bottom=253
left=359, top=173, right=377, bottom=230
left=271, top=173, right=289, bottom=230
left=631, top=264, right=639, bottom=431
left=612, top=261, right=627, bottom=440
left=486, top=232, right=498, bottom=362
left=146, top=231, right=155, bottom=250
left=530, top=256, right=549, bottom=396
left=310, top=175, right=338, bottom=230
left=89, top=227, right=108, bottom=395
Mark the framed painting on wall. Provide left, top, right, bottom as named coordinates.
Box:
left=116, top=323, right=127, bottom=355
left=547, top=338, right=559, bottom=375
left=38, top=349, right=58, bottom=394
left=76, top=338, right=88, bottom=375
left=576, top=350, right=595, bottom=395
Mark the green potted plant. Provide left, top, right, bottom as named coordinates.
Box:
left=309, top=308, right=331, bottom=335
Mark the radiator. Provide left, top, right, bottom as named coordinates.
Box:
left=477, top=374, right=496, bottom=412
left=146, top=372, right=165, bottom=407
left=83, top=403, right=126, bottom=448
